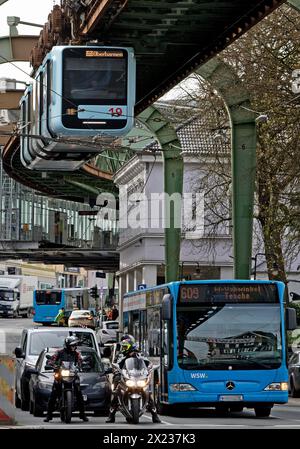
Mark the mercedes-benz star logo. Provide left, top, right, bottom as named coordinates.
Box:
left=226, top=381, right=235, bottom=391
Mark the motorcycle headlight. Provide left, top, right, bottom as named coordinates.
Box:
left=264, top=382, right=288, bottom=391
left=61, top=369, right=70, bottom=377
left=137, top=379, right=147, bottom=388
left=126, top=380, right=136, bottom=387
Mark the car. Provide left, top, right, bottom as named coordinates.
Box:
left=97, top=320, right=119, bottom=346
left=28, top=346, right=111, bottom=417
left=288, top=350, right=300, bottom=397
left=68, top=309, right=96, bottom=329
left=14, top=326, right=102, bottom=411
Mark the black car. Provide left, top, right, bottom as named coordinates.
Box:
left=28, top=346, right=111, bottom=417
left=14, top=326, right=102, bottom=411
left=288, top=350, right=300, bottom=397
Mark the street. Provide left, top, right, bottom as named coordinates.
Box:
left=5, top=398, right=300, bottom=429
left=2, top=319, right=300, bottom=429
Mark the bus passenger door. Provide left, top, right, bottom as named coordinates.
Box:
left=160, top=318, right=170, bottom=403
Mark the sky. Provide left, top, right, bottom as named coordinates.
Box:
left=0, top=0, right=58, bottom=83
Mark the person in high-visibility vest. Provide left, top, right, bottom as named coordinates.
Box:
left=54, top=307, right=67, bottom=326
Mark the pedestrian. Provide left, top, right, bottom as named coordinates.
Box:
left=111, top=304, right=119, bottom=321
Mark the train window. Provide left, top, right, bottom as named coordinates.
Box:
left=39, top=72, right=43, bottom=118
left=63, top=57, right=127, bottom=101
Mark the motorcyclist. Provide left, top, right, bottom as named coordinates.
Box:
left=43, top=336, right=89, bottom=422
left=106, top=334, right=161, bottom=423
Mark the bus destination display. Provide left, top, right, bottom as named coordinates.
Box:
left=179, top=283, right=279, bottom=304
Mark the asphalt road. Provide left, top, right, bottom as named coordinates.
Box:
left=3, top=398, right=300, bottom=429
left=2, top=319, right=300, bottom=429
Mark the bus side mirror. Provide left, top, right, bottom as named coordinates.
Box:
left=286, top=307, right=297, bottom=331
left=162, top=294, right=172, bottom=320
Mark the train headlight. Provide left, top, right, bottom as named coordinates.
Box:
left=170, top=383, right=196, bottom=392
left=264, top=382, right=288, bottom=391
left=126, top=380, right=136, bottom=387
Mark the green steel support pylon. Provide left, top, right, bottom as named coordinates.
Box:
left=198, top=58, right=257, bottom=279
left=138, top=106, right=183, bottom=282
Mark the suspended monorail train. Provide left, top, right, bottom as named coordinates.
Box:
left=20, top=46, right=136, bottom=170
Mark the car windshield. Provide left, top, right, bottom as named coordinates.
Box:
left=71, top=311, right=90, bottom=317
left=42, top=350, right=103, bottom=373
left=177, top=304, right=282, bottom=370
left=106, top=322, right=119, bottom=330
left=29, top=331, right=97, bottom=355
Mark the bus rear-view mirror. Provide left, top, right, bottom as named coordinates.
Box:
left=286, top=307, right=297, bottom=331
left=162, top=294, right=172, bottom=320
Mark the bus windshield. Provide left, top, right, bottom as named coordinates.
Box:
left=177, top=304, right=282, bottom=370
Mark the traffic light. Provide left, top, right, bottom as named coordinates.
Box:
left=89, top=286, right=99, bottom=299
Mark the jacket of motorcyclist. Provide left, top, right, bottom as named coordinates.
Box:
left=43, top=336, right=88, bottom=422
left=106, top=335, right=161, bottom=423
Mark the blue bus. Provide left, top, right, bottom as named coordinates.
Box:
left=33, top=288, right=96, bottom=325
left=123, top=280, right=296, bottom=417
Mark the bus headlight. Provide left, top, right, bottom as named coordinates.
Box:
left=126, top=380, right=136, bottom=387
left=170, top=383, right=196, bottom=392
left=264, top=382, right=288, bottom=391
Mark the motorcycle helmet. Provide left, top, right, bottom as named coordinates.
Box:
left=64, top=335, right=79, bottom=351
left=120, top=335, right=136, bottom=354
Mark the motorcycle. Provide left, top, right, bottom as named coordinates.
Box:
left=112, top=356, right=156, bottom=424
left=54, top=361, right=80, bottom=423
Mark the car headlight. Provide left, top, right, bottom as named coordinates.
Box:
left=170, top=383, right=197, bottom=392
left=137, top=379, right=148, bottom=388
left=61, top=370, right=70, bottom=377
left=39, top=382, right=53, bottom=390
left=126, top=380, right=136, bottom=387
left=264, top=382, right=288, bottom=391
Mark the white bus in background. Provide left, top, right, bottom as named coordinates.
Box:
left=0, top=275, right=38, bottom=318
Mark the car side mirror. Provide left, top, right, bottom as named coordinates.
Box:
left=14, top=347, right=25, bottom=358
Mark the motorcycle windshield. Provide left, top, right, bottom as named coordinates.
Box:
left=124, top=357, right=148, bottom=377
left=61, top=361, right=76, bottom=372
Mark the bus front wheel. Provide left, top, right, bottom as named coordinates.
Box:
left=254, top=406, right=272, bottom=418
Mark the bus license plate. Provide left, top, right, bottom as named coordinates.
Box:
left=83, top=395, right=87, bottom=401
left=219, top=395, right=243, bottom=402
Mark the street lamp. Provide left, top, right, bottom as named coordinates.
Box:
left=252, top=252, right=278, bottom=280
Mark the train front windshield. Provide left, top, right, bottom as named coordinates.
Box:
left=177, top=283, right=282, bottom=371
left=63, top=53, right=127, bottom=102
